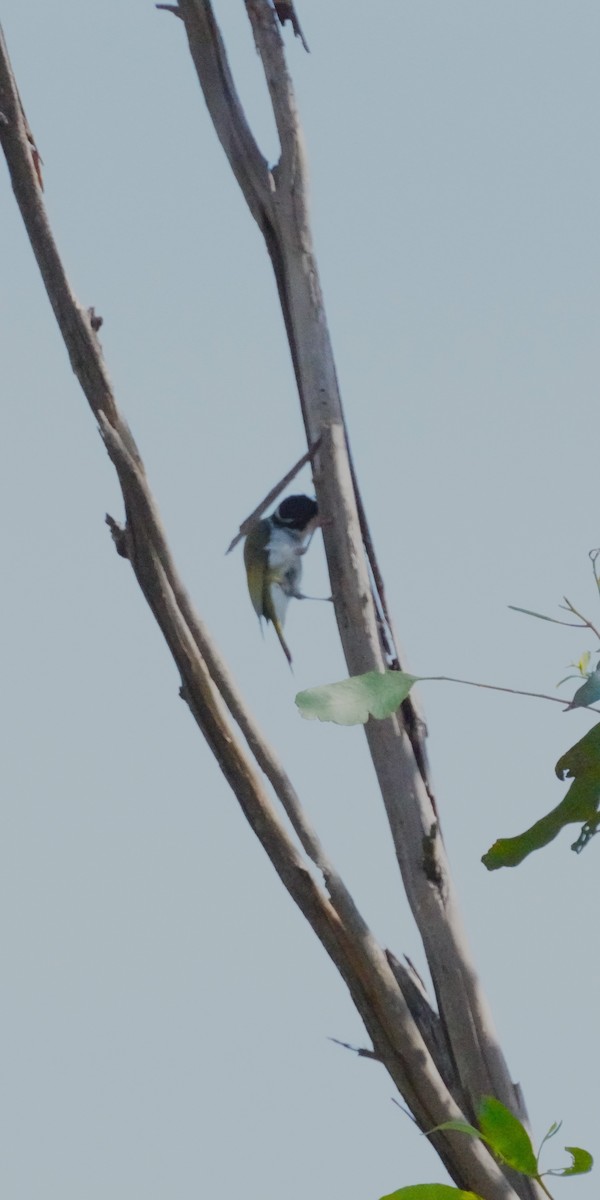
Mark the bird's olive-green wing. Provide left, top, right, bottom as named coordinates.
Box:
left=243, top=520, right=270, bottom=618
left=244, top=520, right=294, bottom=665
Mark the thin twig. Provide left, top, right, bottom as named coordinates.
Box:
left=391, top=1096, right=419, bottom=1125
left=422, top=675, right=600, bottom=711
left=225, top=437, right=321, bottom=553
left=589, top=548, right=600, bottom=592
left=560, top=597, right=600, bottom=642
left=508, top=604, right=587, bottom=629
left=328, top=1036, right=379, bottom=1060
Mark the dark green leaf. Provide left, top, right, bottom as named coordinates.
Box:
left=296, top=671, right=418, bottom=726
left=547, top=1146, right=593, bottom=1177
left=477, top=1097, right=537, bottom=1176
left=555, top=722, right=600, bottom=780
left=482, top=723, right=600, bottom=869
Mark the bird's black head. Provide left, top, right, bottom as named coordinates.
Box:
left=273, top=494, right=318, bottom=532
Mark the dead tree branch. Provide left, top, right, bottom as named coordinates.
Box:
left=169, top=7, right=541, bottom=1197
left=0, top=15, right=541, bottom=1199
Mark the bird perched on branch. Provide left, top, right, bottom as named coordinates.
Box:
left=243, top=494, right=323, bottom=665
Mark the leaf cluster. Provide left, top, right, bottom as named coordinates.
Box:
left=380, top=1097, right=592, bottom=1200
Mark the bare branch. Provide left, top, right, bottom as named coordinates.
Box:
left=245, top=0, right=305, bottom=187
left=93, top=431, right=517, bottom=1197
left=211, top=8, right=538, bottom=1182
left=274, top=1, right=310, bottom=54
left=0, top=15, right=543, bottom=1199
left=0, top=25, right=119, bottom=429
left=560, top=597, right=600, bottom=642
left=0, top=29, right=507, bottom=1188
left=386, top=950, right=468, bottom=1114
left=173, top=0, right=271, bottom=227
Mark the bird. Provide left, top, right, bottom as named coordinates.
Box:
left=243, top=494, right=322, bottom=665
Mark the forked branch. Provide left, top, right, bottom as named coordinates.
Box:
left=169, top=9, right=541, bottom=1197
left=0, top=15, right=539, bottom=1199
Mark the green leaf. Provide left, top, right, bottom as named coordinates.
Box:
left=537, top=1120, right=562, bottom=1160
left=482, top=723, right=600, bottom=869
left=477, top=1097, right=538, bottom=1176
left=296, top=671, right=419, bottom=725
left=547, top=1146, right=594, bottom=1177
left=555, top=722, right=600, bottom=780
left=429, top=1120, right=482, bottom=1140
left=379, top=1187, right=483, bottom=1200
left=430, top=1104, right=537, bottom=1175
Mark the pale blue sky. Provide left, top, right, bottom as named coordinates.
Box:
left=1, top=3, right=599, bottom=1198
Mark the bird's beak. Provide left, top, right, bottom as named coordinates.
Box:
left=306, top=513, right=328, bottom=538
left=313, top=513, right=332, bottom=531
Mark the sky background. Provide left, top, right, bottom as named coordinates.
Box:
left=1, top=2, right=599, bottom=1197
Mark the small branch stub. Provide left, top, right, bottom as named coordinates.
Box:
left=105, top=513, right=129, bottom=559
left=88, top=307, right=103, bottom=333
left=273, top=1, right=310, bottom=53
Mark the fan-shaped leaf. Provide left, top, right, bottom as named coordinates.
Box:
left=296, top=671, right=418, bottom=726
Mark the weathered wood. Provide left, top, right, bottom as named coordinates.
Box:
left=0, top=14, right=542, bottom=1198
